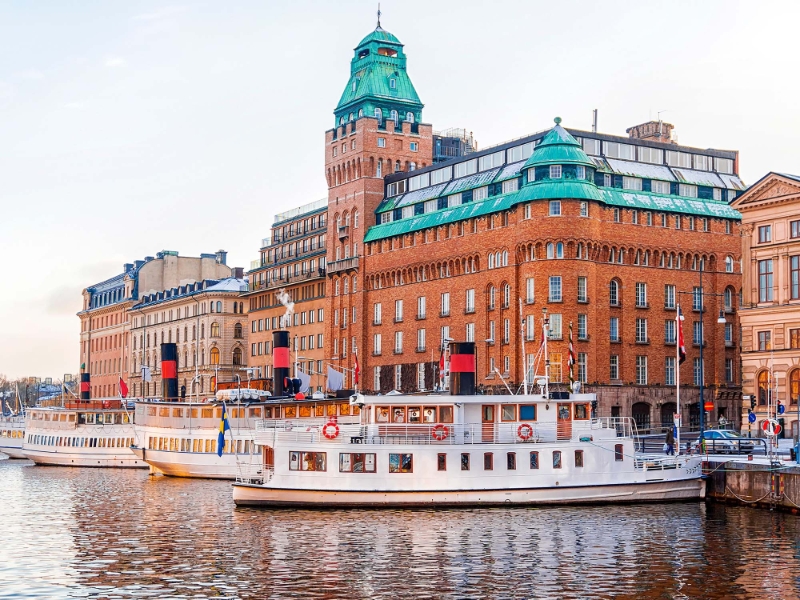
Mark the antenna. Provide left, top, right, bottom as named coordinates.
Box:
left=592, top=109, right=598, bottom=133
left=377, top=2, right=381, bottom=27
left=657, top=109, right=667, bottom=138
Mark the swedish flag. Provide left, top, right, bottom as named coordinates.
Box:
left=217, top=402, right=231, bottom=457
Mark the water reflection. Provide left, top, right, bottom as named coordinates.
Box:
left=2, top=458, right=800, bottom=599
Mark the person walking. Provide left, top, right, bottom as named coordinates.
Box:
left=665, top=427, right=675, bottom=456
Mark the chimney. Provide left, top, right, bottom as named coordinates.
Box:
left=626, top=120, right=675, bottom=144
left=216, top=250, right=228, bottom=265
left=123, top=263, right=133, bottom=272
left=233, top=267, right=244, bottom=279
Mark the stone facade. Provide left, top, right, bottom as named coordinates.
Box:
left=246, top=199, right=328, bottom=392
left=732, top=173, right=800, bottom=438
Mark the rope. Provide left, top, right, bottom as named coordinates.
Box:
left=724, top=485, right=773, bottom=504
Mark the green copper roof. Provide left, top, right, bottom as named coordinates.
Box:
left=523, top=119, right=595, bottom=170
left=513, top=180, right=603, bottom=204
left=357, top=26, right=402, bottom=47
left=599, top=188, right=741, bottom=219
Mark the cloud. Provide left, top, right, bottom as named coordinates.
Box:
left=104, top=56, right=125, bottom=68
left=132, top=6, right=186, bottom=21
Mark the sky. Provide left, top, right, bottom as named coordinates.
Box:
left=1, top=0, right=799, bottom=379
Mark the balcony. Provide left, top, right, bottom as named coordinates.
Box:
left=338, top=225, right=350, bottom=240
left=327, top=257, right=359, bottom=274
left=247, top=268, right=326, bottom=292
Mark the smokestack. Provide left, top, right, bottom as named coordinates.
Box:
left=272, top=331, right=290, bottom=397
left=80, top=372, right=91, bottom=401
left=161, top=343, right=178, bottom=401
left=449, top=342, right=476, bottom=396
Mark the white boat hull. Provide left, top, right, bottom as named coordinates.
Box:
left=22, top=448, right=147, bottom=468
left=133, top=447, right=244, bottom=479
left=0, top=446, right=27, bottom=459
left=233, top=478, right=706, bottom=507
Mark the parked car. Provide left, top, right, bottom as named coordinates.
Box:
left=691, top=430, right=755, bottom=454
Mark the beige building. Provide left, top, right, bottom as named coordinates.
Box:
left=128, top=274, right=248, bottom=400
left=732, top=173, right=800, bottom=438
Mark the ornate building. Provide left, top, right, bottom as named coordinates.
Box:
left=732, top=173, right=800, bottom=438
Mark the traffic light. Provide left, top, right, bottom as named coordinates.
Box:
left=591, top=400, right=598, bottom=415
left=750, top=396, right=756, bottom=410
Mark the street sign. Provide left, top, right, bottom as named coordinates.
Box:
left=748, top=411, right=757, bottom=424
left=761, top=419, right=782, bottom=436
left=778, top=403, right=785, bottom=415
left=704, top=401, right=714, bottom=412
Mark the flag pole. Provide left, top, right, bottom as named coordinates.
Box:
left=676, top=304, right=681, bottom=455
left=520, top=298, right=527, bottom=396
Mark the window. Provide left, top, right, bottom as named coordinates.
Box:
left=580, top=201, right=588, bottom=217
left=529, top=451, right=539, bottom=469
left=577, top=277, right=587, bottom=303
left=725, top=359, right=734, bottom=384
left=289, top=451, right=327, bottom=471
left=526, top=278, right=535, bottom=303
left=666, top=151, right=692, bottom=168
left=638, top=147, right=663, bottom=164
left=790, top=370, right=800, bottom=404
left=791, top=220, right=800, bottom=239
left=373, top=303, right=382, bottom=325
left=574, top=450, right=584, bottom=468
left=610, top=355, right=619, bottom=380
left=610, top=317, right=619, bottom=342
left=549, top=200, right=561, bottom=216
left=466, top=322, right=474, bottom=342
left=636, top=318, right=648, bottom=343
left=692, top=287, right=703, bottom=311
left=395, top=299, right=403, bottom=322
left=665, top=284, right=676, bottom=309
left=461, top=453, right=470, bottom=470
left=792, top=256, right=800, bottom=300
left=725, top=323, right=733, bottom=345
left=604, top=141, right=636, bottom=160
left=377, top=137, right=386, bottom=148
left=759, top=259, right=773, bottom=302
left=394, top=331, right=403, bottom=354
left=339, top=453, right=376, bottom=473
left=665, top=320, right=676, bottom=344
left=725, top=256, right=734, bottom=273
left=679, top=184, right=697, bottom=198
left=623, top=176, right=642, bottom=191
left=210, top=322, right=220, bottom=337
left=613, top=208, right=621, bottom=223
left=665, top=357, right=676, bottom=386
left=507, top=452, right=516, bottom=470
left=466, top=289, right=475, bottom=313
left=636, top=356, right=648, bottom=385
left=441, top=292, right=450, bottom=316
left=693, top=321, right=703, bottom=345
left=549, top=352, right=562, bottom=382
left=410, top=142, right=418, bottom=152
left=549, top=165, right=562, bottom=179
left=437, top=453, right=447, bottom=471
left=791, top=329, right=800, bottom=349
left=609, top=280, right=619, bottom=306
left=758, top=331, right=771, bottom=351
left=614, top=444, right=624, bottom=461
left=484, top=452, right=493, bottom=470
left=549, top=276, right=562, bottom=302
left=651, top=180, right=670, bottom=194
left=373, top=333, right=382, bottom=355
left=417, top=328, right=426, bottom=351
left=693, top=358, right=703, bottom=386
left=553, top=451, right=562, bottom=469
left=577, top=314, right=587, bottom=340
left=388, top=453, right=413, bottom=473
left=759, top=225, right=772, bottom=243
left=636, top=283, right=647, bottom=307
left=417, top=296, right=426, bottom=319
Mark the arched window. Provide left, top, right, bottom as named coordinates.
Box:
left=349, top=112, right=354, bottom=122
left=234, top=323, right=243, bottom=339
left=503, top=283, right=511, bottom=308
left=547, top=243, right=555, bottom=259
left=210, top=347, right=220, bottom=365
left=335, top=280, right=340, bottom=296
left=406, top=112, right=414, bottom=123
left=344, top=278, right=349, bottom=294
left=390, top=109, right=398, bottom=123
left=375, top=108, right=382, bottom=122
left=352, top=275, right=358, bottom=293
left=758, top=370, right=770, bottom=406
left=353, top=210, right=359, bottom=228
left=210, top=302, right=214, bottom=313
left=609, top=280, right=620, bottom=306
left=233, top=347, right=242, bottom=366
left=358, top=108, right=363, bottom=118
left=395, top=160, right=401, bottom=172
left=488, top=286, right=496, bottom=309
left=502, top=250, right=509, bottom=266
left=556, top=243, right=563, bottom=259
left=410, top=162, right=416, bottom=171
left=488, top=254, right=495, bottom=269
left=210, top=322, right=220, bottom=337
left=724, top=287, right=733, bottom=310
left=216, top=301, right=222, bottom=313
left=609, top=248, right=616, bottom=263
left=340, top=116, right=345, bottom=125
left=790, top=369, right=800, bottom=405
left=233, top=303, right=237, bottom=314
left=725, top=256, right=734, bottom=273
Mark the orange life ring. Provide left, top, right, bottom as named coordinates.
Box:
left=431, top=424, right=449, bottom=441
left=517, top=423, right=534, bottom=441
left=322, top=422, right=340, bottom=440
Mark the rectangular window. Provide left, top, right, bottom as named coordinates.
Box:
left=791, top=256, right=799, bottom=300
left=582, top=138, right=600, bottom=155
left=665, top=357, right=675, bottom=386
left=549, top=314, right=562, bottom=339
left=553, top=451, right=562, bottom=469
left=549, top=165, right=562, bottom=179
left=484, top=452, right=493, bottom=470
left=507, top=452, right=516, bottom=470
left=693, top=358, right=703, bottom=386
left=614, top=444, right=624, bottom=461
left=526, top=277, right=535, bottom=303
left=577, top=276, right=587, bottom=302
left=529, top=451, right=539, bottom=469
left=610, top=317, right=619, bottom=342
left=636, top=318, right=648, bottom=343
left=473, top=186, right=488, bottom=201
left=374, top=302, right=382, bottom=325
left=549, top=276, right=562, bottom=302
left=394, top=331, right=403, bottom=354
left=466, top=322, right=475, bottom=342
left=693, top=321, right=703, bottom=345
left=666, top=150, right=692, bottom=168
left=604, top=141, right=636, bottom=160
left=417, top=296, right=426, bottom=319
left=550, top=352, right=562, bottom=382
left=580, top=201, right=588, bottom=217
left=461, top=453, right=470, bottom=471
left=577, top=352, right=587, bottom=383
left=578, top=314, right=587, bottom=340
left=715, top=157, right=734, bottom=174
left=725, top=358, right=734, bottom=383
left=665, top=284, right=676, bottom=309
left=759, top=225, right=772, bottom=243
left=759, top=259, right=774, bottom=302
left=502, top=178, right=519, bottom=194
left=574, top=450, right=584, bottom=467
left=623, top=176, right=642, bottom=191
left=410, top=142, right=418, bottom=152
left=437, top=453, right=447, bottom=471
left=466, top=289, right=475, bottom=313
left=636, top=356, right=648, bottom=385
left=692, top=287, right=703, bottom=311
left=651, top=180, right=670, bottom=194
left=417, top=328, right=426, bottom=351
left=693, top=155, right=709, bottom=171
left=638, top=146, right=664, bottom=164
left=758, top=331, right=771, bottom=351
left=454, top=159, right=477, bottom=178
left=388, top=453, right=413, bottom=473
left=636, top=282, right=647, bottom=307
left=373, top=333, right=382, bottom=355
left=679, top=184, right=698, bottom=198
left=791, top=220, right=800, bottom=239
left=610, top=355, right=619, bottom=380
left=339, top=453, right=376, bottom=473
left=289, top=451, right=327, bottom=471
left=549, top=200, right=561, bottom=215
left=441, top=292, right=450, bottom=316
left=790, top=329, right=800, bottom=349
left=377, top=137, right=386, bottom=148
left=665, top=319, right=676, bottom=344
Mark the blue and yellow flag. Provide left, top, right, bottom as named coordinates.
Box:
left=217, top=402, right=231, bottom=457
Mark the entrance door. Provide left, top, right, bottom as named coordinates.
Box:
left=557, top=403, right=572, bottom=441
left=263, top=445, right=274, bottom=470
left=481, top=405, right=495, bottom=442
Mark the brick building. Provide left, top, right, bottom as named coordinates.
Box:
left=129, top=275, right=247, bottom=399
left=245, top=199, right=328, bottom=392
left=78, top=250, right=233, bottom=400
left=732, top=173, right=800, bottom=438
left=319, top=22, right=746, bottom=431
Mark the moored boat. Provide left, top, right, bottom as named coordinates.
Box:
left=0, top=414, right=26, bottom=459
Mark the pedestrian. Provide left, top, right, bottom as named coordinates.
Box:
left=665, top=427, right=675, bottom=456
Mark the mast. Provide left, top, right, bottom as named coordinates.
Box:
left=542, top=307, right=550, bottom=400
left=520, top=298, right=528, bottom=396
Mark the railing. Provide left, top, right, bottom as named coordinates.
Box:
left=273, top=198, right=328, bottom=224
left=327, top=257, right=359, bottom=274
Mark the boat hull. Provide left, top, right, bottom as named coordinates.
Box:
left=233, top=478, right=706, bottom=508
left=133, top=447, right=243, bottom=479
left=22, top=448, right=148, bottom=468
left=0, top=444, right=26, bottom=459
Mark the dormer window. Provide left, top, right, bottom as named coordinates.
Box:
left=340, top=117, right=345, bottom=125
left=550, top=165, right=562, bottom=179
left=406, top=112, right=414, bottom=123
left=390, top=109, right=398, bottom=124
left=349, top=113, right=354, bottom=122
left=375, top=108, right=382, bottom=122
left=358, top=49, right=369, bottom=59
left=378, top=47, right=398, bottom=58
left=358, top=109, right=364, bottom=118
left=389, top=78, right=396, bottom=89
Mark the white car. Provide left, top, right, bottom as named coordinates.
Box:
left=691, top=430, right=755, bottom=454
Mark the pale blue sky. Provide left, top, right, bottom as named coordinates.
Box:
left=1, top=0, right=797, bottom=378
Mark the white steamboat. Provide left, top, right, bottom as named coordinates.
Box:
left=0, top=414, right=26, bottom=459
left=22, top=399, right=146, bottom=468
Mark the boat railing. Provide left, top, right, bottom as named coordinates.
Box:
left=236, top=461, right=267, bottom=485
left=634, top=454, right=698, bottom=472
left=254, top=417, right=361, bottom=432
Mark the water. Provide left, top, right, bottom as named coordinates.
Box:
left=2, top=458, right=800, bottom=599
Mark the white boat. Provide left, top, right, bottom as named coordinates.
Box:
left=233, top=389, right=706, bottom=508
left=0, top=414, right=26, bottom=459
left=22, top=400, right=146, bottom=468
left=131, top=394, right=362, bottom=479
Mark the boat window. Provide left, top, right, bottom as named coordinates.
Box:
left=264, top=407, right=273, bottom=419
left=248, top=408, right=262, bottom=418
left=614, top=444, right=624, bottom=461
left=326, top=404, right=338, bottom=417
left=408, top=407, right=421, bottom=423
left=423, top=407, right=437, bottom=423
left=315, top=405, right=325, bottom=417
left=574, top=404, right=589, bottom=420
left=85, top=413, right=96, bottom=424
left=60, top=414, right=67, bottom=422
left=340, top=403, right=351, bottom=416
left=104, top=414, right=113, bottom=424
left=172, top=408, right=183, bottom=418
left=575, top=450, right=584, bottom=467
left=461, top=453, right=470, bottom=470
left=376, top=407, right=390, bottom=422
left=44, top=414, right=50, bottom=421
left=123, top=413, right=130, bottom=424
left=501, top=405, right=516, bottom=421
left=299, top=406, right=312, bottom=418
left=340, top=452, right=376, bottom=473
left=158, top=408, right=170, bottom=418
left=482, top=405, right=494, bottom=421
left=507, top=452, right=516, bottom=470
left=285, top=406, right=297, bottom=418
left=289, top=451, right=327, bottom=472
left=437, top=453, right=447, bottom=471
left=68, top=414, right=76, bottom=422
left=214, top=408, right=222, bottom=419
left=439, top=407, right=454, bottom=423
left=206, top=440, right=214, bottom=453
left=553, top=451, right=562, bottom=469
left=146, top=407, right=157, bottom=417
left=201, top=408, right=213, bottom=419
left=392, top=407, right=406, bottom=423
left=389, top=453, right=413, bottom=473
left=484, top=452, right=493, bottom=470
left=519, top=405, right=536, bottom=421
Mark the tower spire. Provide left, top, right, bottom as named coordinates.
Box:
left=377, top=3, right=381, bottom=28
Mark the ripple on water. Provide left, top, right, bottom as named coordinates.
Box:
left=2, top=460, right=800, bottom=599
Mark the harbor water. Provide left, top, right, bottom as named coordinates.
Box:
left=2, top=458, right=800, bottom=599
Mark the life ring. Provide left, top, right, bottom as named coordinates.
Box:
left=431, top=424, right=450, bottom=441
left=517, top=423, right=534, bottom=441
left=322, top=422, right=339, bottom=440
left=101, top=400, right=111, bottom=409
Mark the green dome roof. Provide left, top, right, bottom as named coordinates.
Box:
left=357, top=26, right=402, bottom=48
left=523, top=118, right=596, bottom=170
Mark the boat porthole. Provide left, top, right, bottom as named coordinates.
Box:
left=555, top=482, right=559, bottom=486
